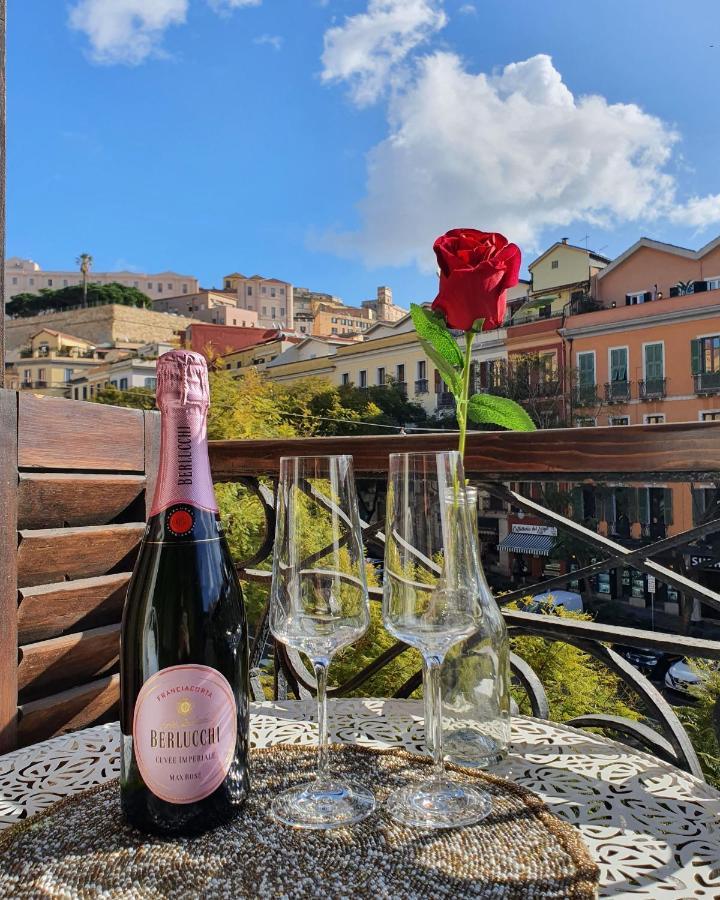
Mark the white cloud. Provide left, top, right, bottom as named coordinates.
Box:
left=207, top=0, right=261, bottom=11
left=68, top=0, right=189, bottom=65
left=325, top=52, right=720, bottom=268
left=254, top=33, right=283, bottom=50
left=321, top=0, right=447, bottom=106
left=458, top=3, right=476, bottom=14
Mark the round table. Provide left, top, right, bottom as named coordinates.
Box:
left=1, top=699, right=719, bottom=898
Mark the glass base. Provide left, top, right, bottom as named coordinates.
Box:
left=271, top=777, right=375, bottom=830
left=445, top=730, right=508, bottom=769
left=385, top=776, right=492, bottom=829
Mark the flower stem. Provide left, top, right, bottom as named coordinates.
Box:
left=457, top=330, right=475, bottom=460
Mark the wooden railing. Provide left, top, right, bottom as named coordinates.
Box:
left=2, top=388, right=720, bottom=781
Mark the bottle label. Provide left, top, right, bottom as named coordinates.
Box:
left=133, top=664, right=237, bottom=804
left=150, top=410, right=218, bottom=517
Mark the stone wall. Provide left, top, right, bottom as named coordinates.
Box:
left=5, top=305, right=198, bottom=350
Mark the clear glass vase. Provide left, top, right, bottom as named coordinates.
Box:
left=440, top=486, right=511, bottom=768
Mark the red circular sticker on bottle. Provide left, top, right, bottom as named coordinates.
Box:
left=133, top=664, right=237, bottom=804
left=167, top=508, right=194, bottom=535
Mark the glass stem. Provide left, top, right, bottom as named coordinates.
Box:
left=424, top=654, right=445, bottom=780
left=314, top=659, right=330, bottom=782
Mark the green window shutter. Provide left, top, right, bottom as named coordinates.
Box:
left=663, top=488, right=673, bottom=525
left=610, top=348, right=628, bottom=382
left=578, top=353, right=595, bottom=386
left=691, top=339, right=703, bottom=375
left=644, top=343, right=664, bottom=380
left=638, top=488, right=650, bottom=525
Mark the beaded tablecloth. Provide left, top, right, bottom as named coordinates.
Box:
left=1, top=699, right=720, bottom=898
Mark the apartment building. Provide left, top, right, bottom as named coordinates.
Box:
left=152, top=290, right=259, bottom=327
left=262, top=337, right=351, bottom=384
left=10, top=329, right=106, bottom=398
left=4, top=257, right=199, bottom=304
left=223, top=273, right=294, bottom=330
left=221, top=334, right=303, bottom=373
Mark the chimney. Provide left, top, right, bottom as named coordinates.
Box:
left=561, top=237, right=569, bottom=245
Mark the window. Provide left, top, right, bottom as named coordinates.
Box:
left=280, top=308, right=285, bottom=316
left=539, top=304, right=552, bottom=319
left=64, top=368, right=73, bottom=382
left=610, top=347, right=628, bottom=382
left=145, top=377, right=157, bottom=389
left=11, top=276, right=17, bottom=284
left=37, top=368, right=46, bottom=381
left=271, top=307, right=276, bottom=319
left=271, top=288, right=276, bottom=297
left=167, top=283, right=172, bottom=289
left=157, top=284, right=163, bottom=292
left=74, top=388, right=79, bottom=399
left=359, top=369, right=367, bottom=388
left=645, top=414, right=665, bottom=424
left=119, top=378, right=128, bottom=390
left=262, top=286, right=267, bottom=294
left=29, top=278, right=34, bottom=286
left=247, top=286, right=252, bottom=295
left=577, top=351, right=595, bottom=395
left=377, top=367, right=386, bottom=385
left=610, top=416, right=630, bottom=426
left=341, top=373, right=350, bottom=386
left=262, top=307, right=267, bottom=316
left=706, top=277, right=720, bottom=291
left=331, top=327, right=338, bottom=335
left=182, top=284, right=188, bottom=294
left=575, top=416, right=596, bottom=427
left=417, top=360, right=427, bottom=380
left=133, top=281, right=139, bottom=288
left=82, top=387, right=88, bottom=400
left=147, top=282, right=153, bottom=289
left=63, top=279, right=68, bottom=286
left=625, top=290, right=653, bottom=305
left=23, top=369, right=31, bottom=383
left=110, top=380, right=118, bottom=387
left=396, top=364, right=405, bottom=383
left=701, top=411, right=720, bottom=421
left=692, top=335, right=720, bottom=374
left=551, top=260, right=559, bottom=269
left=644, top=342, right=664, bottom=380
left=47, top=279, right=53, bottom=286
left=300, top=326, right=307, bottom=333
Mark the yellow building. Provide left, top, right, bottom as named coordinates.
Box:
left=514, top=239, right=610, bottom=324
left=221, top=335, right=304, bottom=374
left=11, top=329, right=105, bottom=398
left=264, top=314, right=508, bottom=416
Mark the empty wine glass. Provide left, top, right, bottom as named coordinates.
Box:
left=270, top=455, right=375, bottom=829
left=382, top=451, right=492, bottom=828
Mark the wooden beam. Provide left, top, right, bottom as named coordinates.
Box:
left=17, top=523, right=143, bottom=588
left=17, top=623, right=120, bottom=698
left=18, top=473, right=145, bottom=528
left=18, top=394, right=145, bottom=471
left=17, top=573, right=130, bottom=643
left=209, top=420, right=720, bottom=479
left=0, top=390, right=17, bottom=751
left=17, top=674, right=119, bottom=747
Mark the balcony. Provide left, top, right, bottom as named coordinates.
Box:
left=639, top=378, right=667, bottom=400
left=414, top=378, right=428, bottom=395
left=574, top=384, right=599, bottom=407
left=694, top=372, right=720, bottom=395
left=436, top=391, right=455, bottom=410
left=605, top=381, right=631, bottom=403
left=33, top=380, right=48, bottom=389
left=396, top=381, right=407, bottom=396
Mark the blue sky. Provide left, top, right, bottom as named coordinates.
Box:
left=8, top=0, right=720, bottom=308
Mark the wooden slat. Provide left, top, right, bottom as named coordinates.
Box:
left=0, top=389, right=18, bottom=752
left=17, top=523, right=144, bottom=588
left=17, top=674, right=119, bottom=748
left=18, top=573, right=130, bottom=643
left=17, top=623, right=120, bottom=697
left=18, top=473, right=145, bottom=528
left=209, top=420, right=720, bottom=479
left=18, top=393, right=145, bottom=471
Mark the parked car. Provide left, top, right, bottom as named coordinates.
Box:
left=664, top=659, right=706, bottom=695
left=528, top=590, right=584, bottom=614
left=614, top=645, right=670, bottom=678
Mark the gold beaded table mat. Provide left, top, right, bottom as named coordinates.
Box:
left=0, top=744, right=599, bottom=899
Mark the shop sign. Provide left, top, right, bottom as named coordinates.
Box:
left=512, top=524, right=558, bottom=537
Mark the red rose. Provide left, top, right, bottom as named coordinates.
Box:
left=431, top=229, right=521, bottom=331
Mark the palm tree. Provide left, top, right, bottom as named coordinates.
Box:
left=76, top=253, right=93, bottom=308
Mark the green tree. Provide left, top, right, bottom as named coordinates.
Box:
left=77, top=253, right=93, bottom=309
left=92, top=385, right=156, bottom=410
left=676, top=661, right=720, bottom=787
left=6, top=282, right=152, bottom=317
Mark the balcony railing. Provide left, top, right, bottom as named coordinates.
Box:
left=639, top=378, right=667, bottom=400
left=694, top=372, right=720, bottom=395
left=33, top=380, right=48, bottom=388
left=436, top=392, right=455, bottom=410
left=396, top=381, right=407, bottom=396
left=574, top=384, right=599, bottom=407
left=605, top=381, right=631, bottom=403
left=4, top=386, right=720, bottom=786
left=414, top=378, right=428, bottom=395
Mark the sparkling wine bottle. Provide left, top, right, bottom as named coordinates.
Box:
left=120, top=350, right=250, bottom=835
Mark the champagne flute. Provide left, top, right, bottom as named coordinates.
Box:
left=382, top=451, right=492, bottom=828
left=270, top=455, right=375, bottom=829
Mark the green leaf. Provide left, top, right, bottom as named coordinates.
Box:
left=420, top=338, right=463, bottom=396
left=470, top=318, right=486, bottom=334
left=410, top=304, right=464, bottom=369
left=466, top=394, right=537, bottom=431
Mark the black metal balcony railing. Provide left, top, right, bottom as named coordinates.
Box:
left=207, top=422, right=720, bottom=782
left=436, top=392, right=455, bottom=410
left=639, top=378, right=667, bottom=400
left=574, top=384, right=599, bottom=407
left=396, top=381, right=407, bottom=396
left=605, top=381, right=631, bottom=403
left=694, top=372, right=720, bottom=395
left=414, top=378, right=428, bottom=395
left=33, top=380, right=48, bottom=388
